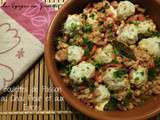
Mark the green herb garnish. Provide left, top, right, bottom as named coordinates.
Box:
left=104, top=97, right=118, bottom=111
left=151, top=31, right=160, bottom=37
left=155, top=57, right=160, bottom=68
left=83, top=37, right=94, bottom=56
left=99, top=27, right=106, bottom=33
left=98, top=21, right=104, bottom=26
left=135, top=77, right=140, bottom=82
left=122, top=90, right=132, bottom=106
left=64, top=64, right=72, bottom=75
left=89, top=13, right=96, bottom=20
left=108, top=23, right=113, bottom=28
left=82, top=23, right=92, bottom=33
left=113, top=69, right=128, bottom=78
left=82, top=77, right=96, bottom=91
left=113, top=48, right=119, bottom=55
left=70, top=23, right=78, bottom=31
left=112, top=58, right=119, bottom=64
left=92, top=61, right=102, bottom=70
left=148, top=68, right=157, bottom=80
left=98, top=7, right=105, bottom=13
left=112, top=41, right=136, bottom=60
left=129, top=21, right=140, bottom=26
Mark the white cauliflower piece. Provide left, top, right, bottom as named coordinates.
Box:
left=103, top=67, right=129, bottom=91
left=117, top=24, right=138, bottom=44
left=69, top=61, right=95, bottom=84
left=117, top=1, right=135, bottom=20
left=67, top=45, right=84, bottom=63
left=138, top=20, right=156, bottom=36
left=94, top=85, right=110, bottom=111
left=130, top=66, right=148, bottom=86
left=94, top=44, right=114, bottom=64
left=95, top=100, right=109, bottom=111
left=64, top=14, right=82, bottom=33
left=139, top=37, right=160, bottom=57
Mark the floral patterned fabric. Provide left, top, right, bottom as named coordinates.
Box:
left=0, top=0, right=56, bottom=93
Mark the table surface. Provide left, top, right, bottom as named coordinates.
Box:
left=0, top=56, right=90, bottom=120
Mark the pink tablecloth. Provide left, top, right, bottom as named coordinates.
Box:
left=0, top=0, right=56, bottom=93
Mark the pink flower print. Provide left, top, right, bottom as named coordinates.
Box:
left=31, top=16, right=48, bottom=27
left=0, top=23, right=21, bottom=54
left=22, top=3, right=41, bottom=18
left=15, top=48, right=25, bottom=59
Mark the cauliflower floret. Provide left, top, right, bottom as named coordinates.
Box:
left=117, top=24, right=138, bottom=44
left=138, top=20, right=156, bottom=36
left=94, top=44, right=114, bottom=64
left=69, top=61, right=95, bottom=84
left=139, top=37, right=160, bottom=57
left=64, top=14, right=82, bottom=34
left=130, top=66, right=148, bottom=86
left=117, top=1, right=135, bottom=20
left=94, top=85, right=110, bottom=111
left=67, top=45, right=84, bottom=63
left=102, top=67, right=129, bottom=91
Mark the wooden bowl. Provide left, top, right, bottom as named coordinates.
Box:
left=45, top=0, right=160, bottom=119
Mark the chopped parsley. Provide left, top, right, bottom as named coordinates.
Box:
left=148, top=68, right=157, bottom=80
left=135, top=77, right=140, bottom=82
left=113, top=69, right=128, bottom=78
left=151, top=31, right=160, bottom=37
left=89, top=13, right=96, bottom=20
left=112, top=41, right=136, bottom=60
left=147, top=57, right=160, bottom=80
left=129, top=21, right=140, bottom=26
left=112, top=58, right=119, bottom=64
left=113, top=48, right=119, bottom=55
left=99, top=27, right=106, bottom=33
left=83, top=37, right=94, bottom=56
left=108, top=23, right=113, bottom=28
left=92, top=61, right=102, bottom=70
left=104, top=97, right=118, bottom=111
left=98, top=21, right=104, bottom=26
left=70, top=23, right=78, bottom=31
left=82, top=23, right=92, bottom=33
left=122, top=90, right=132, bottom=106
left=140, top=71, right=144, bottom=76
left=98, top=8, right=105, bottom=13
left=82, top=77, right=96, bottom=92
left=155, top=57, right=160, bottom=68
left=64, top=64, right=72, bottom=75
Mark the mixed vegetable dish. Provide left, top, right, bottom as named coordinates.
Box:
left=54, top=0, right=160, bottom=111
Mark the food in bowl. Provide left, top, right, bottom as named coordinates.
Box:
left=54, top=0, right=160, bottom=111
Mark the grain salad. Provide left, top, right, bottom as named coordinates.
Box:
left=54, top=0, right=160, bottom=111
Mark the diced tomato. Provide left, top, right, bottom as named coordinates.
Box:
left=149, top=63, right=155, bottom=68
left=90, top=45, right=97, bottom=56
left=82, top=56, right=88, bottom=61
left=93, top=72, right=102, bottom=83
left=82, top=45, right=87, bottom=49
left=112, top=54, right=116, bottom=59
left=123, top=57, right=129, bottom=62
left=104, top=63, right=123, bottom=69
left=138, top=15, right=145, bottom=21
left=108, top=13, right=113, bottom=18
